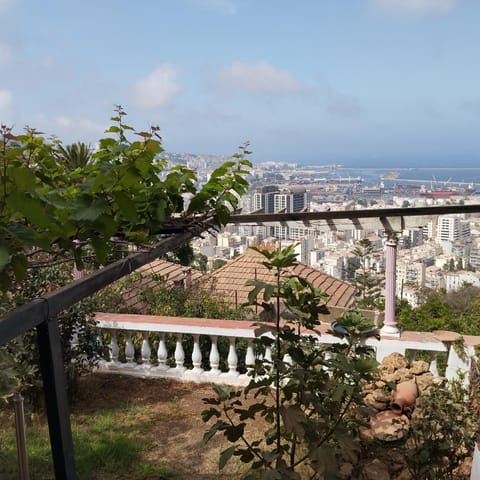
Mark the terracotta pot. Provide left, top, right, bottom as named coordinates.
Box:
left=390, top=380, right=418, bottom=414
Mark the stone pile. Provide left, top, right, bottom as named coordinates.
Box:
left=352, top=353, right=436, bottom=480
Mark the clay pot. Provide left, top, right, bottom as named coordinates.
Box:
left=390, top=380, right=418, bottom=414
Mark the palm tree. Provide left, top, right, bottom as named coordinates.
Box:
left=55, top=142, right=92, bottom=172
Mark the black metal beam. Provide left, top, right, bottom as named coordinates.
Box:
left=37, top=315, right=76, bottom=480
left=228, top=203, right=480, bottom=224
left=0, top=229, right=197, bottom=345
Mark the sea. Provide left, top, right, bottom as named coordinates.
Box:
left=331, top=167, right=480, bottom=188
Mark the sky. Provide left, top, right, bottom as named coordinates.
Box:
left=0, top=0, right=479, bottom=167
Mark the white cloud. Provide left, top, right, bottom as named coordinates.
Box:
left=220, top=61, right=303, bottom=95
left=0, top=89, right=13, bottom=119
left=373, top=0, right=457, bottom=14
left=54, top=115, right=106, bottom=137
left=130, top=64, right=182, bottom=110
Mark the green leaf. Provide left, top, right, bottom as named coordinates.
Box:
left=91, top=237, right=110, bottom=265
left=279, top=405, right=306, bottom=437
left=11, top=166, right=37, bottom=191
left=105, top=126, right=121, bottom=133
left=72, top=200, right=107, bottom=221
left=225, top=423, right=245, bottom=442
left=0, top=245, right=10, bottom=270
left=219, top=446, right=237, bottom=470
left=113, top=192, right=137, bottom=223
left=11, top=254, right=27, bottom=281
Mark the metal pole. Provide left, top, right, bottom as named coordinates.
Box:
left=37, top=316, right=76, bottom=479
left=13, top=392, right=29, bottom=480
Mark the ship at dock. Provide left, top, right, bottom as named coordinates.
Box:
left=419, top=184, right=476, bottom=197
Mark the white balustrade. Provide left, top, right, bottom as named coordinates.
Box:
left=245, top=339, right=255, bottom=374
left=174, top=333, right=186, bottom=371
left=226, top=337, right=239, bottom=376
left=208, top=335, right=221, bottom=375
left=125, top=332, right=135, bottom=365
left=156, top=332, right=168, bottom=370
left=141, top=332, right=151, bottom=366
left=109, top=330, right=119, bottom=364
left=191, top=334, right=203, bottom=374
left=94, top=313, right=479, bottom=387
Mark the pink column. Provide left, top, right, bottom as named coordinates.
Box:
left=381, top=238, right=400, bottom=337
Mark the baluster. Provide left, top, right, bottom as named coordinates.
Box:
left=96, top=330, right=104, bottom=349
left=141, top=331, right=151, bottom=366
left=245, top=339, right=255, bottom=374
left=95, top=330, right=106, bottom=366
left=174, top=333, right=186, bottom=371
left=191, top=334, right=203, bottom=374
left=209, top=335, right=221, bottom=374
left=283, top=353, right=293, bottom=365
left=125, top=332, right=135, bottom=365
left=109, top=330, right=119, bottom=363
left=264, top=345, right=272, bottom=363
left=227, top=337, right=239, bottom=376
left=430, top=352, right=439, bottom=377
left=156, top=332, right=168, bottom=370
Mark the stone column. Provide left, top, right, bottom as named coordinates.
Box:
left=381, top=238, right=400, bottom=337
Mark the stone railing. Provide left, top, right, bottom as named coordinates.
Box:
left=94, top=313, right=480, bottom=386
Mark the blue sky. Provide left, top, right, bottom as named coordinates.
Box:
left=0, top=0, right=479, bottom=166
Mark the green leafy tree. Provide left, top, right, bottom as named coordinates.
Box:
left=401, top=376, right=477, bottom=480
left=202, top=246, right=378, bottom=478
left=350, top=238, right=383, bottom=309
left=1, top=261, right=102, bottom=404
left=212, top=258, right=227, bottom=270
left=0, top=107, right=252, bottom=401
left=0, top=107, right=252, bottom=292
left=55, top=142, right=92, bottom=172
left=193, top=252, right=208, bottom=273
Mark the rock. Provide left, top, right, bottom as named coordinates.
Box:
left=415, top=372, right=434, bottom=393
left=372, top=388, right=391, bottom=403
left=370, top=411, right=410, bottom=441
left=453, top=456, right=472, bottom=478
left=393, top=470, right=413, bottom=480
left=410, top=360, right=430, bottom=375
left=381, top=373, right=398, bottom=383
left=339, top=462, right=354, bottom=479
left=393, top=367, right=414, bottom=383
left=380, top=353, right=409, bottom=373
left=359, top=426, right=375, bottom=442
left=365, top=393, right=389, bottom=411
left=360, top=459, right=391, bottom=480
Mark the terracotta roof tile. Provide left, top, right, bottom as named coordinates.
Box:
left=121, top=259, right=202, bottom=313
left=203, top=248, right=355, bottom=310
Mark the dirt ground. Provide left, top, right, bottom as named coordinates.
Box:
left=73, top=373, right=260, bottom=479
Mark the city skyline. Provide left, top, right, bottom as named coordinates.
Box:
left=1, top=0, right=479, bottom=167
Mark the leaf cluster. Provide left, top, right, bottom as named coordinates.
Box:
left=0, top=109, right=252, bottom=292
left=401, top=377, right=478, bottom=479
left=202, top=245, right=378, bottom=478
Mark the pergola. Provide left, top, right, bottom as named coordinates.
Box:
left=1, top=204, right=480, bottom=479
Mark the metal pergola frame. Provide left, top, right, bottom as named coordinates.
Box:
left=2, top=204, right=480, bottom=477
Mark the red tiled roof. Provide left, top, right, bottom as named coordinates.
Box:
left=121, top=259, right=203, bottom=313
left=203, top=248, right=356, bottom=310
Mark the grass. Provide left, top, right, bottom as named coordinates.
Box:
left=0, top=404, right=177, bottom=480
left=0, top=373, right=250, bottom=479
